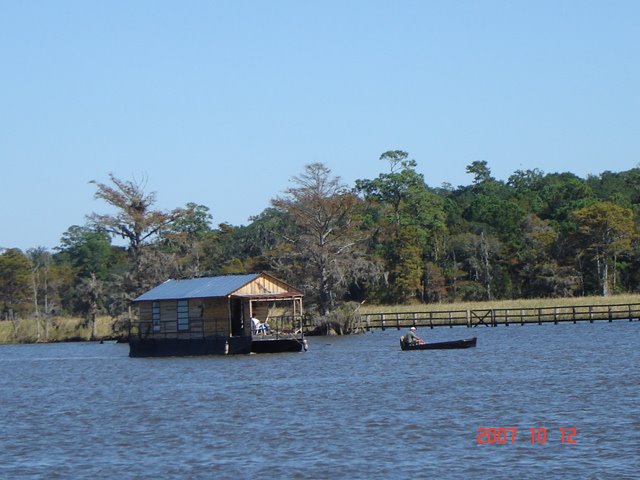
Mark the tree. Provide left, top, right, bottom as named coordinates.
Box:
left=57, top=226, right=113, bottom=279
left=572, top=201, right=636, bottom=296
left=88, top=175, right=187, bottom=262
left=515, top=214, right=578, bottom=298
left=538, top=173, right=594, bottom=227
left=356, top=151, right=447, bottom=302
left=222, top=208, right=297, bottom=273
left=392, top=226, right=423, bottom=301
left=76, top=272, right=102, bottom=340
left=466, top=160, right=493, bottom=185
left=27, top=247, right=53, bottom=341
left=0, top=249, right=32, bottom=320
left=161, top=203, right=214, bottom=277
left=54, top=225, right=123, bottom=327
left=423, top=261, right=447, bottom=303
left=447, top=232, right=501, bottom=301
left=271, top=163, right=369, bottom=315
left=167, top=203, right=213, bottom=241
left=87, top=174, right=192, bottom=301
left=508, top=169, right=545, bottom=214
left=356, top=150, right=423, bottom=236
left=586, top=168, right=640, bottom=207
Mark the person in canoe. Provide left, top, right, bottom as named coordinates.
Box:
left=404, top=326, right=425, bottom=346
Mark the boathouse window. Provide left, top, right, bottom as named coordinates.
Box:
left=177, top=300, right=189, bottom=331
left=152, top=302, right=161, bottom=332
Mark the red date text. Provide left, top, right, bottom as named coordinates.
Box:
left=477, top=427, right=577, bottom=445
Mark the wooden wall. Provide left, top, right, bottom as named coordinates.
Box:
left=137, top=297, right=231, bottom=338
left=203, top=298, right=231, bottom=336
left=139, top=302, right=152, bottom=322
left=234, top=275, right=300, bottom=296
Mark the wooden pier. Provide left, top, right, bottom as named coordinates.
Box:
left=350, top=303, right=640, bottom=331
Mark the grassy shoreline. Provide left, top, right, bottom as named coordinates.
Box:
left=0, top=315, right=119, bottom=345
left=2, top=294, right=640, bottom=344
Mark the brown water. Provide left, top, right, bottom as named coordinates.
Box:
left=0, top=321, right=638, bottom=479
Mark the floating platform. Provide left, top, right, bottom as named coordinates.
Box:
left=129, top=335, right=252, bottom=357
left=129, top=334, right=307, bottom=357
left=251, top=336, right=308, bottom=353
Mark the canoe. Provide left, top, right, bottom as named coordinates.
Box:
left=400, top=336, right=477, bottom=351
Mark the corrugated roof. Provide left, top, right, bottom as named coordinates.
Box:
left=134, top=274, right=261, bottom=301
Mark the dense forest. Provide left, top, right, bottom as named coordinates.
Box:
left=2, top=151, right=640, bottom=334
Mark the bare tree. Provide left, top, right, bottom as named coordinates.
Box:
left=76, top=272, right=102, bottom=340
left=87, top=174, right=192, bottom=301
left=271, top=163, right=371, bottom=315
left=27, top=247, right=52, bottom=341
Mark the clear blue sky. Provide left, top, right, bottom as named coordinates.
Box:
left=2, top=0, right=638, bottom=251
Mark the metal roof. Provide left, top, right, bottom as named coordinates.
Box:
left=134, top=274, right=261, bottom=301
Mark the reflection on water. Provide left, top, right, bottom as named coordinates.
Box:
left=0, top=321, right=638, bottom=479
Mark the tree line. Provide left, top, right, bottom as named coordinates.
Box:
left=2, top=152, right=640, bottom=336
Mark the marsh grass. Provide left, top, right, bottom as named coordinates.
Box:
left=0, top=316, right=116, bottom=344
left=358, top=294, right=640, bottom=314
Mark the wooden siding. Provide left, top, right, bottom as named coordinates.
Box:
left=138, top=298, right=231, bottom=338
left=202, top=298, right=231, bottom=337
left=139, top=302, right=152, bottom=322
left=233, top=275, right=297, bottom=296
left=188, top=299, right=204, bottom=335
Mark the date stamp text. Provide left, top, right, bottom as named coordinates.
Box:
left=477, top=427, right=577, bottom=445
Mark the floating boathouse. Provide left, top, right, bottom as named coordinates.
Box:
left=129, top=273, right=305, bottom=357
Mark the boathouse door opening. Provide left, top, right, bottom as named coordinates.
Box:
left=230, top=298, right=244, bottom=336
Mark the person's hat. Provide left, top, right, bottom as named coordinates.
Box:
left=410, top=327, right=416, bottom=331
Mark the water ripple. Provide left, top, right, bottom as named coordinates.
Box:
left=0, top=322, right=638, bottom=479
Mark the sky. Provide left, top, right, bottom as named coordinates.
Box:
left=1, top=0, right=639, bottom=252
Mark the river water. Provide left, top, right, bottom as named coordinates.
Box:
left=0, top=321, right=638, bottom=479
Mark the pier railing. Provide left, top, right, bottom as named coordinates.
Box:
left=353, top=303, right=640, bottom=330
left=128, top=304, right=639, bottom=338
